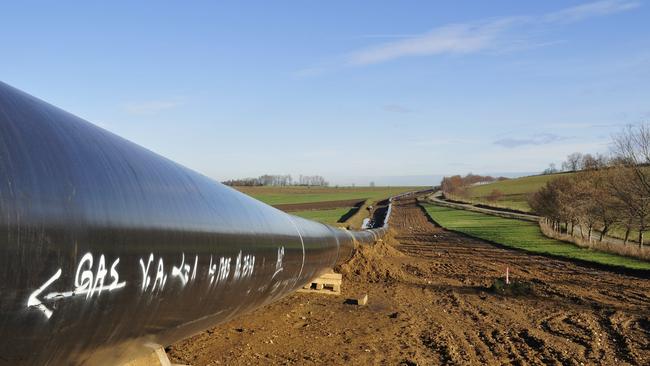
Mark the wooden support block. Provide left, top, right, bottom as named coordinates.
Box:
left=346, top=294, right=368, bottom=306
left=297, top=269, right=342, bottom=295
left=319, top=272, right=342, bottom=281
left=121, top=343, right=189, bottom=366
left=357, top=294, right=368, bottom=306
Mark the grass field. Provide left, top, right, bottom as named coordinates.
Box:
left=235, top=186, right=426, bottom=205
left=422, top=203, right=650, bottom=271
left=463, top=173, right=574, bottom=212
left=462, top=173, right=648, bottom=243
left=290, top=207, right=353, bottom=225
left=235, top=186, right=427, bottom=225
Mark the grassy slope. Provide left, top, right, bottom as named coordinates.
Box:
left=235, top=186, right=426, bottom=205
left=465, top=173, right=574, bottom=212
left=291, top=207, right=352, bottom=225
left=464, top=173, right=646, bottom=241
left=423, top=203, right=650, bottom=271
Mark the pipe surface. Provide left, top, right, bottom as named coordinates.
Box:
left=0, top=82, right=384, bottom=365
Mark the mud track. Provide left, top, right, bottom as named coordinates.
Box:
left=169, top=195, right=650, bottom=365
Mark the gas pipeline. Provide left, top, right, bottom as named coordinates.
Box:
left=0, top=82, right=390, bottom=365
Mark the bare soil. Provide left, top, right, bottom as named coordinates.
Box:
left=169, top=196, right=650, bottom=365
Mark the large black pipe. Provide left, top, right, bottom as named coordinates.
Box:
left=0, top=82, right=385, bottom=365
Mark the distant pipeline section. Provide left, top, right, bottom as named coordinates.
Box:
left=0, top=82, right=388, bottom=365
left=361, top=191, right=416, bottom=230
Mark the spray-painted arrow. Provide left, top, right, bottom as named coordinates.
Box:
left=27, top=269, right=62, bottom=319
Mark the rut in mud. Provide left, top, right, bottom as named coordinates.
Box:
left=169, top=195, right=650, bottom=365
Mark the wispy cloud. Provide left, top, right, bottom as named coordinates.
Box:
left=124, top=98, right=185, bottom=115
left=544, top=0, right=640, bottom=23
left=348, top=18, right=521, bottom=66
left=344, top=0, right=638, bottom=66
left=493, top=133, right=572, bottom=148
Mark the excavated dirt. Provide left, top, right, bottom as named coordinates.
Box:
left=169, top=196, right=650, bottom=365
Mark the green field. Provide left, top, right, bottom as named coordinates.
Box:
left=465, top=173, right=646, bottom=243
left=464, top=173, right=574, bottom=212
left=235, top=186, right=425, bottom=205
left=422, top=203, right=650, bottom=271
left=235, top=186, right=426, bottom=225
left=290, top=207, right=353, bottom=225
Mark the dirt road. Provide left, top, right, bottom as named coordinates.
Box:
left=169, top=196, right=650, bottom=365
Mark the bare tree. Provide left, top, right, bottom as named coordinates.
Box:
left=528, top=125, right=650, bottom=247
left=440, top=173, right=499, bottom=198
left=613, top=123, right=650, bottom=194
left=298, top=175, right=328, bottom=186
left=612, top=124, right=650, bottom=247
left=561, top=152, right=584, bottom=172
left=608, top=167, right=650, bottom=247
left=543, top=163, right=558, bottom=175
left=558, top=179, right=582, bottom=235
left=572, top=177, right=598, bottom=241
left=590, top=170, right=620, bottom=241
left=441, top=175, right=465, bottom=195
left=581, top=154, right=599, bottom=171
left=529, top=177, right=574, bottom=232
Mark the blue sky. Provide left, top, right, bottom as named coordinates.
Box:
left=2, top=1, right=649, bottom=185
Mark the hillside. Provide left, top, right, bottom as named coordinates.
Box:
left=462, top=172, right=575, bottom=212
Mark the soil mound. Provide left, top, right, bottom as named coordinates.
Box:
left=338, top=230, right=406, bottom=284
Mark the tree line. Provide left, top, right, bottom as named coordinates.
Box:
left=543, top=152, right=610, bottom=174
left=223, top=174, right=329, bottom=187
left=530, top=124, right=650, bottom=248
left=440, top=173, right=509, bottom=197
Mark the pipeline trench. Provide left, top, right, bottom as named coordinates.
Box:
left=169, top=194, right=650, bottom=366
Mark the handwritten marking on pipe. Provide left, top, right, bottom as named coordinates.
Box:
left=171, top=253, right=199, bottom=286
left=208, top=256, right=231, bottom=286
left=153, top=257, right=167, bottom=291
left=139, top=254, right=155, bottom=291
left=27, top=253, right=126, bottom=319
left=29, top=251, right=260, bottom=319
left=139, top=254, right=168, bottom=292
left=272, top=246, right=284, bottom=279
left=233, top=251, right=255, bottom=281
left=72, top=253, right=126, bottom=299
left=27, top=269, right=62, bottom=319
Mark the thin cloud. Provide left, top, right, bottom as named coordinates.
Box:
left=544, top=0, right=640, bottom=23
left=344, top=1, right=638, bottom=66
left=348, top=18, right=521, bottom=66
left=494, top=133, right=572, bottom=148
left=124, top=99, right=184, bottom=115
